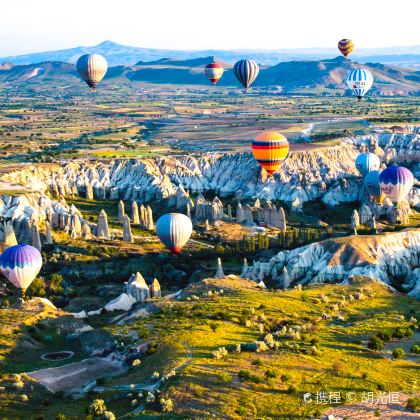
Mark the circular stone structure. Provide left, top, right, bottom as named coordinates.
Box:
left=40, top=351, right=74, bottom=361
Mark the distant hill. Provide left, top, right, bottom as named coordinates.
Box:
left=1, top=40, right=420, bottom=69
left=0, top=55, right=418, bottom=95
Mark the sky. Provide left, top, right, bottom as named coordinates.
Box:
left=0, top=0, right=419, bottom=56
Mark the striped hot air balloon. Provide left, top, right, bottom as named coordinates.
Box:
left=364, top=170, right=386, bottom=204
left=379, top=165, right=414, bottom=204
left=0, top=244, right=42, bottom=295
left=156, top=213, right=193, bottom=254
left=346, top=68, right=373, bottom=100
left=252, top=131, right=289, bottom=175
left=338, top=39, right=354, bottom=57
left=233, top=59, right=259, bottom=89
left=355, top=152, right=380, bottom=177
left=204, top=63, right=224, bottom=85
left=76, top=54, right=108, bottom=90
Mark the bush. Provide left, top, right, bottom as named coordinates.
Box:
left=212, top=347, right=228, bottom=360
left=393, top=327, right=413, bottom=339
left=49, top=273, right=64, bottom=294
left=238, top=370, right=261, bottom=383
left=216, top=372, right=232, bottom=384
left=410, top=344, right=420, bottom=354
left=280, top=374, right=291, bottom=382
left=265, top=369, right=277, bottom=378
left=252, top=359, right=263, bottom=367
left=287, top=385, right=298, bottom=394
left=368, top=336, right=384, bottom=352
left=392, top=347, right=405, bottom=359
left=377, top=330, right=393, bottom=341
left=406, top=397, right=420, bottom=413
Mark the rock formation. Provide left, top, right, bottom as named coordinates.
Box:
left=204, top=219, right=210, bottom=232
left=81, top=222, right=92, bottom=240
left=280, top=267, right=290, bottom=289
left=118, top=200, right=125, bottom=223
left=351, top=209, right=360, bottom=234
left=122, top=214, right=133, bottom=243
left=186, top=203, right=191, bottom=219
left=105, top=293, right=136, bottom=312
left=132, top=201, right=140, bottom=224
left=227, top=205, right=233, bottom=221
left=97, top=209, right=110, bottom=240
left=240, top=258, right=249, bottom=278
left=358, top=205, right=372, bottom=225
left=30, top=223, right=42, bottom=251
left=214, top=257, right=225, bottom=279
left=85, top=182, right=93, bottom=200
left=126, top=272, right=149, bottom=302
left=45, top=221, right=53, bottom=245
left=236, top=203, right=244, bottom=223
left=149, top=278, right=161, bottom=298
left=211, top=197, right=224, bottom=222
left=2, top=222, right=17, bottom=248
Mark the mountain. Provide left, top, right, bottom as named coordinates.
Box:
left=0, top=55, right=418, bottom=95
left=1, top=41, right=420, bottom=68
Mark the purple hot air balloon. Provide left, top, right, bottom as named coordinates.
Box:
left=379, top=165, right=414, bottom=204
left=0, top=244, right=42, bottom=294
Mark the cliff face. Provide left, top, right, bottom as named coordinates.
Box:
left=2, top=131, right=418, bottom=210
left=242, top=229, right=420, bottom=297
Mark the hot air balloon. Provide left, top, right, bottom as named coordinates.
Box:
left=0, top=244, right=42, bottom=295
left=233, top=60, right=259, bottom=89
left=252, top=131, right=289, bottom=175
left=379, top=165, right=414, bottom=204
left=364, top=170, right=385, bottom=204
left=156, top=213, right=192, bottom=254
left=204, top=63, right=224, bottom=85
left=76, top=54, right=108, bottom=90
left=338, top=39, right=354, bottom=57
left=355, top=152, right=380, bottom=177
left=346, top=68, right=373, bottom=100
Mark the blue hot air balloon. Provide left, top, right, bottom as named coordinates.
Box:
left=0, top=244, right=42, bottom=294
left=233, top=60, right=259, bottom=89
left=346, top=68, right=373, bottom=100
left=156, top=213, right=192, bottom=254
left=364, top=170, right=385, bottom=204
left=379, top=166, right=414, bottom=204
left=355, top=152, right=380, bottom=177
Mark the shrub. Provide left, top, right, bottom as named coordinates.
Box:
left=280, top=374, right=291, bottom=382
left=49, top=273, right=64, bottom=294
left=309, top=337, right=319, bottom=346
left=392, top=347, right=405, bottom=359
left=265, top=369, right=277, bottom=378
left=255, top=341, right=269, bottom=353
left=406, top=397, right=420, bottom=413
left=377, top=330, right=393, bottom=342
left=212, top=347, right=228, bottom=360
left=88, top=399, right=107, bottom=416
left=368, top=336, right=384, bottom=352
left=209, top=322, right=218, bottom=332
left=287, top=385, right=298, bottom=394
left=410, top=344, right=420, bottom=354
left=238, top=370, right=261, bottom=383
left=131, top=359, right=141, bottom=367
left=252, top=359, right=263, bottom=367
left=160, top=397, right=174, bottom=412
left=216, top=372, right=232, bottom=384
left=393, top=327, right=413, bottom=339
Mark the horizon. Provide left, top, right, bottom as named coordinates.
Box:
left=0, top=0, right=419, bottom=56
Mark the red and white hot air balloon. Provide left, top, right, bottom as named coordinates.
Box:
left=204, top=63, right=224, bottom=85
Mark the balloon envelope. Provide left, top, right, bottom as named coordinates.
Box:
left=204, top=63, right=224, bottom=85
left=233, top=60, right=259, bottom=89
left=252, top=131, right=289, bottom=175
left=338, top=39, right=354, bottom=57
left=0, top=244, right=42, bottom=291
left=379, top=166, right=414, bottom=204
left=364, top=170, right=385, bottom=204
left=156, top=213, right=192, bottom=254
left=346, top=68, right=373, bottom=99
left=76, top=54, right=108, bottom=89
left=355, top=152, right=380, bottom=176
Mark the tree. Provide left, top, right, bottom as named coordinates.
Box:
left=27, top=277, right=46, bottom=297
left=392, top=347, right=405, bottom=360
left=88, top=399, right=106, bottom=416
left=49, top=273, right=63, bottom=294
left=367, top=336, right=384, bottom=352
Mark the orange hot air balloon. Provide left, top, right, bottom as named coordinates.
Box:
left=204, top=63, right=224, bottom=85
left=252, top=131, right=289, bottom=175
left=338, top=39, right=354, bottom=57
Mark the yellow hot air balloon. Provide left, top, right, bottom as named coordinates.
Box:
left=338, top=39, right=354, bottom=57
left=76, top=54, right=108, bottom=90
left=252, top=131, right=289, bottom=175
left=204, top=63, right=224, bottom=85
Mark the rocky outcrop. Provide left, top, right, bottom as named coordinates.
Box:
left=97, top=209, right=110, bottom=240
left=126, top=272, right=149, bottom=302
left=105, top=293, right=136, bottom=312
left=241, top=229, right=420, bottom=297
left=149, top=278, right=161, bottom=298
left=45, top=221, right=53, bottom=245
left=214, top=257, right=225, bottom=279
left=0, top=221, right=17, bottom=248
left=118, top=200, right=125, bottom=223
left=122, top=214, right=133, bottom=243
left=30, top=223, right=42, bottom=251
left=132, top=201, right=140, bottom=224
left=351, top=210, right=360, bottom=233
